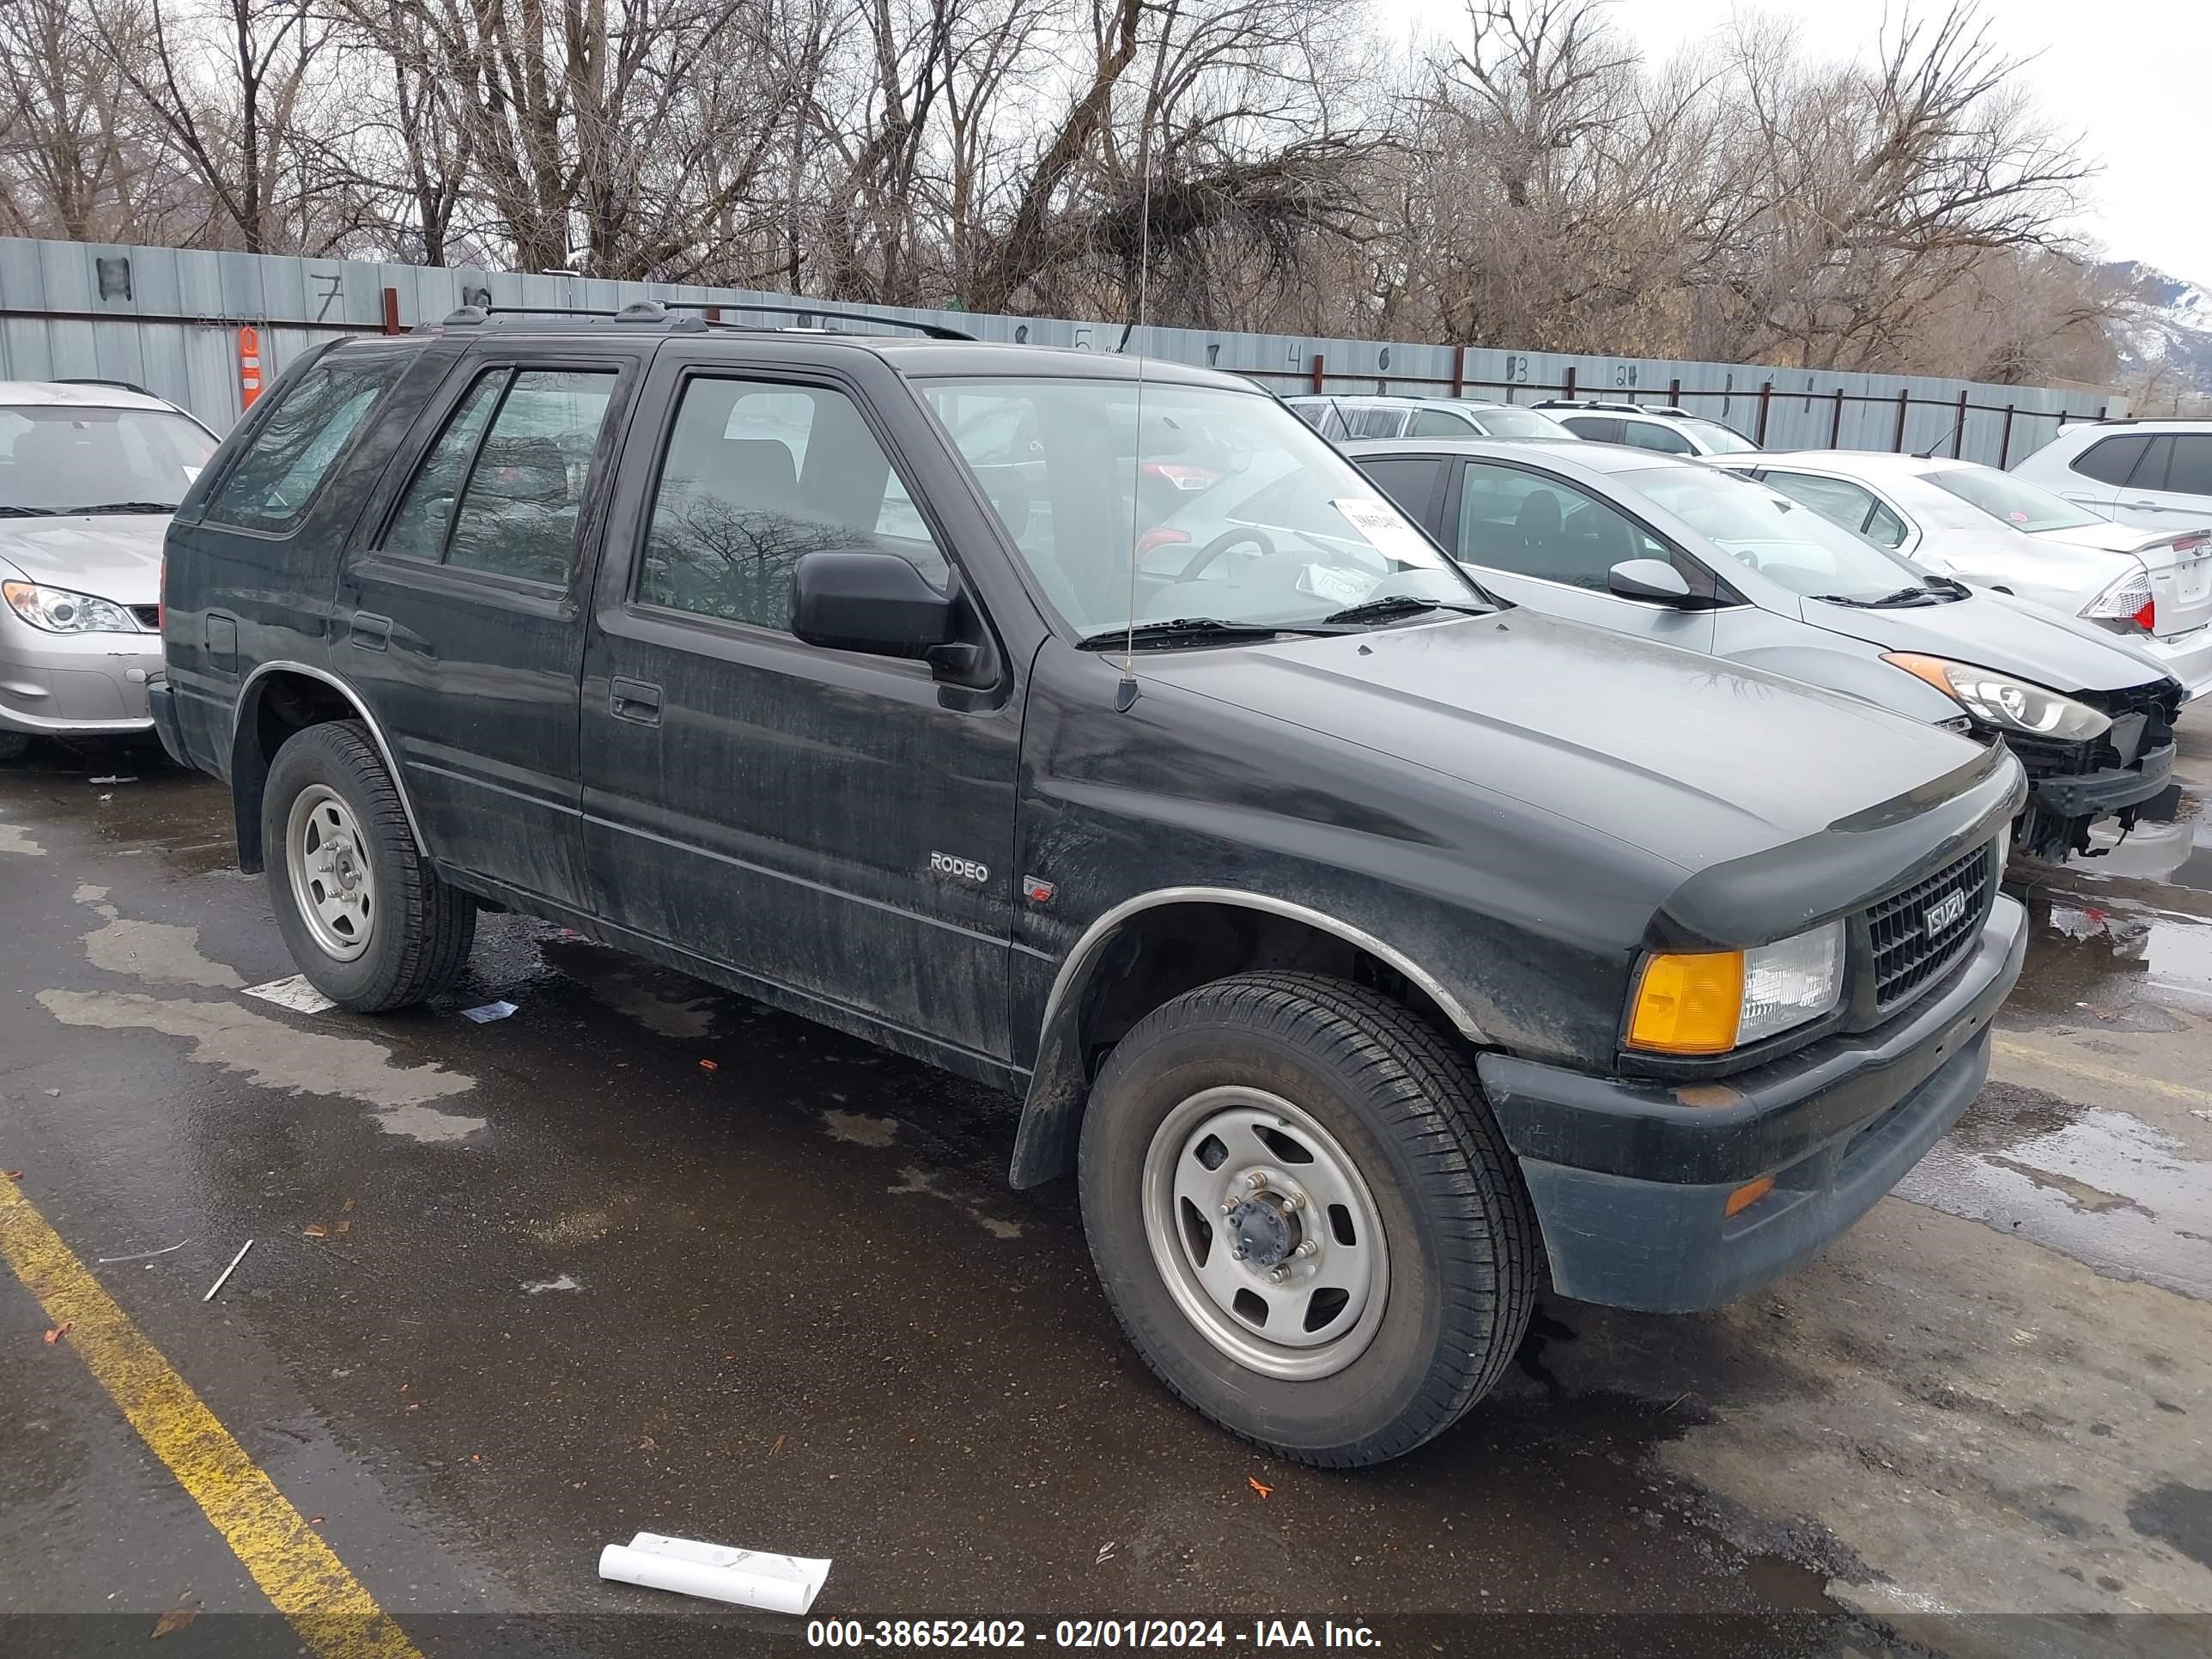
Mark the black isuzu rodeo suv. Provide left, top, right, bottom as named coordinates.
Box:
left=150, top=304, right=2028, bottom=1466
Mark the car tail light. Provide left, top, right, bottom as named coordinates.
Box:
left=1136, top=526, right=1192, bottom=559
left=2081, top=562, right=2155, bottom=633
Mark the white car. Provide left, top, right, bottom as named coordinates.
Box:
left=1284, top=394, right=1577, bottom=441
left=2010, top=418, right=2212, bottom=536
left=1536, top=401, right=1761, bottom=457
left=1705, top=448, right=2212, bottom=702
left=1, top=380, right=218, bottom=760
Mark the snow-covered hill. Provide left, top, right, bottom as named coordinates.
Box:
left=2102, top=259, right=2212, bottom=404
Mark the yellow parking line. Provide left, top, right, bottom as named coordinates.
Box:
left=1992, top=1037, right=2212, bottom=1109
left=0, top=1178, right=423, bottom=1659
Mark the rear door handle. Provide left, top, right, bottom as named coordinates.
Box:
left=610, top=678, right=662, bottom=726
left=349, top=612, right=392, bottom=651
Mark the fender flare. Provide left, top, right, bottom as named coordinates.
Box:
left=230, top=661, right=428, bottom=866
left=1006, top=887, right=1488, bottom=1188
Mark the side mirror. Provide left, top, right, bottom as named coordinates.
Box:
left=791, top=550, right=957, bottom=659
left=1608, top=558, right=1693, bottom=605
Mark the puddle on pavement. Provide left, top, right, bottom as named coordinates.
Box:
left=1897, top=1081, right=2212, bottom=1300
left=2002, top=884, right=2212, bottom=1026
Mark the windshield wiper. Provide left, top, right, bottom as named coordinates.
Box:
left=1812, top=586, right=1942, bottom=608
left=0, top=506, right=58, bottom=518
left=1076, top=617, right=1344, bottom=650
left=63, top=501, right=181, bottom=515
left=1320, top=595, right=1495, bottom=626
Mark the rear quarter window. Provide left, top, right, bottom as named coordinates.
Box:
left=2068, top=434, right=2149, bottom=487
left=203, top=354, right=406, bottom=532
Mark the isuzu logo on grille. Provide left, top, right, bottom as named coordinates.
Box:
left=1924, top=890, right=1967, bottom=935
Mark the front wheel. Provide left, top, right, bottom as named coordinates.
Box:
left=1079, top=972, right=1538, bottom=1467
left=262, top=720, right=475, bottom=1012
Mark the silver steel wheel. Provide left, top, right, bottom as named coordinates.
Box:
left=285, top=784, right=376, bottom=962
left=1140, top=1085, right=1389, bottom=1381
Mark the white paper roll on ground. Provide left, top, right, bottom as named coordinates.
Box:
left=599, top=1532, right=830, bottom=1614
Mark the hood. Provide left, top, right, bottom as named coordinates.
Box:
left=1133, top=608, right=1991, bottom=874
left=0, top=514, right=167, bottom=603
left=1796, top=586, right=2166, bottom=695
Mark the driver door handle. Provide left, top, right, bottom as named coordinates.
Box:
left=610, top=678, right=662, bottom=726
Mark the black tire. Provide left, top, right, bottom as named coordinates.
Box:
left=0, top=731, right=29, bottom=763
left=1079, top=971, right=1538, bottom=1468
left=262, top=720, right=475, bottom=1012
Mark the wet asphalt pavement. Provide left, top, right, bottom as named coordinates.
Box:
left=3, top=723, right=2212, bottom=1659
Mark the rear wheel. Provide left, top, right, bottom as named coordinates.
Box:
left=262, top=720, right=475, bottom=1012
left=1078, top=971, right=1538, bottom=1467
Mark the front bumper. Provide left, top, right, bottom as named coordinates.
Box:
left=1476, top=894, right=2027, bottom=1313
left=2026, top=739, right=2175, bottom=819
left=0, top=614, right=161, bottom=736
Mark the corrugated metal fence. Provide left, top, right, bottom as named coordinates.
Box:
left=0, top=235, right=2122, bottom=466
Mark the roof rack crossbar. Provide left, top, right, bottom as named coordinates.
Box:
left=658, top=300, right=975, bottom=341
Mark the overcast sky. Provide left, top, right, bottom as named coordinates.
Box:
left=1375, top=0, right=2212, bottom=286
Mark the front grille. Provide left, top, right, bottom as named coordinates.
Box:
left=131, top=605, right=161, bottom=630
left=1868, top=842, right=1995, bottom=1012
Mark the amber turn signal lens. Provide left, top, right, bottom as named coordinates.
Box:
left=1627, top=951, right=1744, bottom=1054
left=1724, top=1176, right=1775, bottom=1218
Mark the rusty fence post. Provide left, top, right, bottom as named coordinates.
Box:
left=380, top=287, right=402, bottom=335
left=1310, top=352, right=1326, bottom=393
left=1563, top=366, right=1577, bottom=401
left=1755, top=381, right=1773, bottom=446
left=1452, top=344, right=1467, bottom=398
left=2000, top=404, right=2016, bottom=468
left=1830, top=388, right=1844, bottom=447
left=1954, top=389, right=1969, bottom=458
left=1893, top=389, right=1911, bottom=451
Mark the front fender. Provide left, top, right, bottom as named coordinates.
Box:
left=1724, top=643, right=1960, bottom=723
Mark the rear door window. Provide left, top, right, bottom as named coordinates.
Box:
left=1409, top=408, right=1473, bottom=438
left=2164, top=436, right=2212, bottom=496
left=1620, top=420, right=1696, bottom=455
left=1559, top=416, right=1623, bottom=444
left=1357, top=457, right=1447, bottom=526
left=204, top=355, right=404, bottom=532
left=380, top=367, right=618, bottom=586
left=1353, top=407, right=1409, bottom=439
left=2069, top=434, right=2149, bottom=486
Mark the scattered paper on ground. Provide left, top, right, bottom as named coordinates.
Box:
left=242, top=975, right=338, bottom=1015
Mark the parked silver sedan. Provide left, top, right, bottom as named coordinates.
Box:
left=0, top=381, right=216, bottom=759
left=1705, top=449, right=2212, bottom=702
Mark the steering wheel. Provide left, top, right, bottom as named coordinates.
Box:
left=1179, top=527, right=1277, bottom=581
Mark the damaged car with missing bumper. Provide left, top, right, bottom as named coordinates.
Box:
left=151, top=306, right=2027, bottom=1467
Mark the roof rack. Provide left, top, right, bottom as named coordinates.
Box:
left=434, top=296, right=975, bottom=341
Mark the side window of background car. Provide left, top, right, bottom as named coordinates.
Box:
left=1356, top=457, right=1444, bottom=525
left=1409, top=409, right=1472, bottom=439
left=1455, top=463, right=1670, bottom=590
left=636, top=378, right=950, bottom=631
left=2068, top=434, right=2148, bottom=486
left=1760, top=471, right=1884, bottom=539
left=2164, top=436, right=2212, bottom=496
left=1559, top=416, right=1622, bottom=444
left=1353, top=408, right=1408, bottom=439
left=204, top=355, right=404, bottom=532
left=381, top=368, right=617, bottom=585
left=1620, top=421, right=1695, bottom=455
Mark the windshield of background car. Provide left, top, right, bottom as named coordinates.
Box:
left=1682, top=418, right=1759, bottom=453
left=0, top=405, right=216, bottom=514
left=1921, top=465, right=2103, bottom=532
left=922, top=379, right=1480, bottom=637
left=1617, top=464, right=1934, bottom=601
left=1474, top=406, right=1575, bottom=438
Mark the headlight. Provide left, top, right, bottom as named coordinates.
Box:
left=2079, top=562, right=2154, bottom=632
left=2, top=579, right=142, bottom=635
left=1627, top=920, right=1845, bottom=1054
left=1881, top=652, right=2111, bottom=742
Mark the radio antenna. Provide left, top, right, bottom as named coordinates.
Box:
left=1115, top=80, right=1157, bottom=714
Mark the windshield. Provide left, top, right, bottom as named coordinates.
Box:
left=1921, top=465, right=2102, bottom=532
left=0, top=404, right=216, bottom=514
left=1617, top=465, right=1941, bottom=602
left=1682, top=418, right=1759, bottom=453
left=923, top=379, right=1482, bottom=638
left=1474, top=406, right=1574, bottom=439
